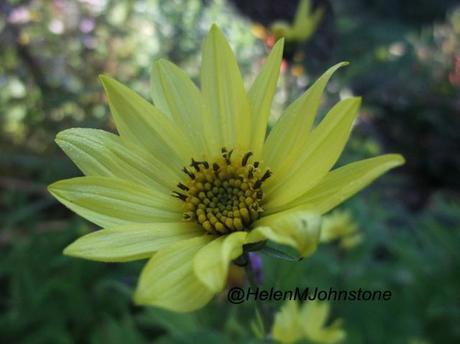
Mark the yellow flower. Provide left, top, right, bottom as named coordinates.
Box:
left=48, top=25, right=404, bottom=312
left=272, top=301, right=345, bottom=344
left=320, top=210, right=363, bottom=249
left=271, top=0, right=324, bottom=43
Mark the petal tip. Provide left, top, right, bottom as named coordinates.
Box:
left=210, top=23, right=220, bottom=33
left=208, top=24, right=227, bottom=42
left=62, top=243, right=76, bottom=257
left=98, top=74, right=110, bottom=84
left=98, top=74, right=118, bottom=91
left=132, top=293, right=145, bottom=307
left=55, top=128, right=74, bottom=143
left=326, top=61, right=349, bottom=75
left=132, top=289, right=153, bottom=307
left=392, top=154, right=406, bottom=166
left=341, top=96, right=362, bottom=107
left=47, top=182, right=58, bottom=193
left=54, top=134, right=64, bottom=146
left=47, top=179, right=68, bottom=196
left=274, top=37, right=285, bottom=47
left=152, top=58, right=168, bottom=68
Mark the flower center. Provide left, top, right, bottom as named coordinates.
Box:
left=173, top=148, right=271, bottom=234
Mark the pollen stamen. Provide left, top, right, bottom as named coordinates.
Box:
left=248, top=167, right=254, bottom=179
left=177, top=182, right=189, bottom=191
left=182, top=167, right=195, bottom=179
left=242, top=152, right=253, bottom=166
left=174, top=148, right=271, bottom=234
left=190, top=159, right=201, bottom=171
left=254, top=169, right=272, bottom=188
left=172, top=191, right=187, bottom=201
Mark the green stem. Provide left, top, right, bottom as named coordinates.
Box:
left=244, top=258, right=270, bottom=337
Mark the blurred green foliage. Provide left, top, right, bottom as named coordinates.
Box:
left=334, top=2, right=460, bottom=207
left=1, top=0, right=459, bottom=343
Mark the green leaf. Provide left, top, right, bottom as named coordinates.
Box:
left=250, top=307, right=265, bottom=339
left=260, top=246, right=301, bottom=262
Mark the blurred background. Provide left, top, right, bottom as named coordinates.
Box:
left=1, top=0, right=459, bottom=343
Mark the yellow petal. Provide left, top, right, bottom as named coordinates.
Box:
left=63, top=222, right=202, bottom=262
left=300, top=301, right=346, bottom=344
left=300, top=301, right=330, bottom=335
left=265, top=97, right=361, bottom=209
left=150, top=59, right=210, bottom=157
left=99, top=75, right=192, bottom=169
left=56, top=128, right=180, bottom=193
left=134, top=235, right=215, bottom=313
left=249, top=211, right=321, bottom=257
left=273, top=300, right=346, bottom=344
left=263, top=62, right=348, bottom=187
left=201, top=25, right=251, bottom=153
left=311, top=320, right=346, bottom=344
left=48, top=176, right=181, bottom=227
left=293, top=0, right=312, bottom=29
left=291, top=0, right=324, bottom=42
left=248, top=39, right=284, bottom=157
left=320, top=210, right=358, bottom=242
left=340, top=233, right=364, bottom=250
left=272, top=301, right=303, bottom=343
left=267, top=154, right=405, bottom=215
left=193, top=231, right=247, bottom=292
